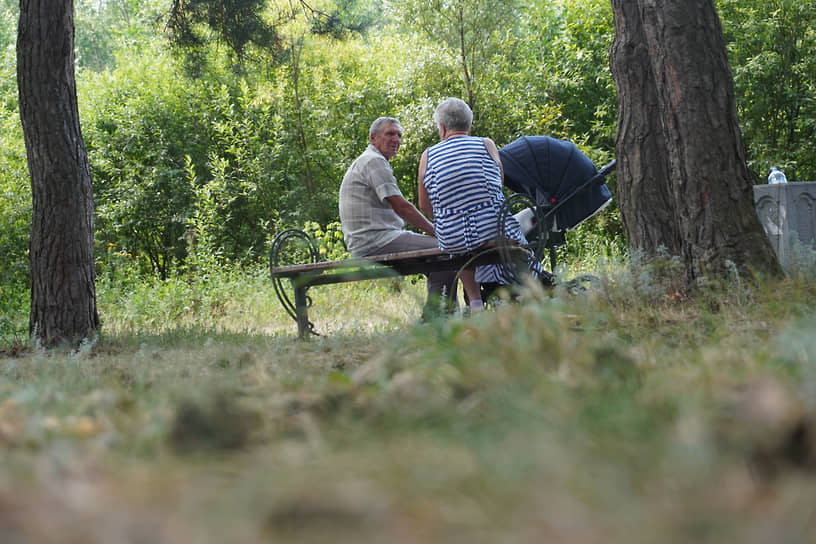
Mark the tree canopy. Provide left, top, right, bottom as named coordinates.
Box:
left=2, top=0, right=815, bottom=294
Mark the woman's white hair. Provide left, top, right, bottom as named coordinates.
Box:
left=432, top=98, right=473, bottom=132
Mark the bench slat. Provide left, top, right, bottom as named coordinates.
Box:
left=270, top=241, right=525, bottom=338
left=271, top=247, right=456, bottom=277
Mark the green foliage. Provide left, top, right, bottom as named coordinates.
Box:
left=95, top=259, right=278, bottom=334
left=389, top=0, right=522, bottom=114
left=0, top=159, right=30, bottom=344
left=80, top=47, right=208, bottom=278
left=558, top=207, right=628, bottom=274
left=74, top=0, right=168, bottom=72
left=548, top=0, right=617, bottom=146
left=718, top=0, right=816, bottom=181
left=474, top=0, right=616, bottom=151
left=167, top=0, right=281, bottom=62
left=9, top=0, right=816, bottom=291
left=73, top=0, right=628, bottom=280
left=302, top=220, right=348, bottom=261
left=192, top=81, right=281, bottom=261
left=165, top=0, right=377, bottom=72
left=0, top=0, right=30, bottom=345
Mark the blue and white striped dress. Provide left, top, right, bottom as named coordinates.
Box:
left=424, top=136, right=543, bottom=284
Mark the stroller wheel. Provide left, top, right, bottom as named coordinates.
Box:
left=479, top=282, right=501, bottom=302
left=563, top=274, right=600, bottom=293
left=538, top=270, right=556, bottom=288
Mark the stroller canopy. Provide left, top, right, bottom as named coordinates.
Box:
left=499, top=136, right=613, bottom=230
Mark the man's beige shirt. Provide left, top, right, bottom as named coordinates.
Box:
left=339, top=144, right=405, bottom=256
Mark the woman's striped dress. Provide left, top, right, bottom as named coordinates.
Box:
left=423, top=136, right=544, bottom=284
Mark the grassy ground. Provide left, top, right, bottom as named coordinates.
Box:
left=1, top=264, right=816, bottom=543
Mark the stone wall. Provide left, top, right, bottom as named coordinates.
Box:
left=754, top=182, right=816, bottom=273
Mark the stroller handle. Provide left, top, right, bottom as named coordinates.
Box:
left=590, top=159, right=617, bottom=185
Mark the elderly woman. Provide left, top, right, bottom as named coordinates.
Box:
left=417, top=97, right=547, bottom=311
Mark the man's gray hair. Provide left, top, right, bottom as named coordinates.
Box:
left=433, top=98, right=473, bottom=132
left=369, top=117, right=402, bottom=137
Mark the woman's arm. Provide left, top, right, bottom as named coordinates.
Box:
left=483, top=137, right=505, bottom=184
left=417, top=149, right=433, bottom=218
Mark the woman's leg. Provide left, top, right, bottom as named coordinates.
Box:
left=460, top=269, right=483, bottom=312
left=373, top=231, right=459, bottom=314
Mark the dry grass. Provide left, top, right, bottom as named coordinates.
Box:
left=1, top=267, right=816, bottom=543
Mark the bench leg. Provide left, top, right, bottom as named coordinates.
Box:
left=293, top=284, right=310, bottom=339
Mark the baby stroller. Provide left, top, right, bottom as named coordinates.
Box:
left=478, top=135, right=615, bottom=298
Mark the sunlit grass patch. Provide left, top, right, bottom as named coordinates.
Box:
left=300, top=277, right=428, bottom=336
left=96, top=265, right=432, bottom=338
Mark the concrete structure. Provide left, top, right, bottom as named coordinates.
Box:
left=754, top=182, right=816, bottom=273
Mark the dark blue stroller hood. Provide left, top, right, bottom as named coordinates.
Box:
left=499, top=136, right=613, bottom=230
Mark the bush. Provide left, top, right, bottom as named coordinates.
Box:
left=0, top=4, right=31, bottom=346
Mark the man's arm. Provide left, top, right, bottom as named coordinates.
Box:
left=385, top=195, right=435, bottom=237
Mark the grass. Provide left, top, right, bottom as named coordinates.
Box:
left=1, top=262, right=816, bottom=543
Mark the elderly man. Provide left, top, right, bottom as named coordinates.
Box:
left=339, top=117, right=456, bottom=316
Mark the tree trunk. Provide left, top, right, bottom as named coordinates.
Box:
left=18, top=0, right=99, bottom=346
left=290, top=39, right=316, bottom=195
left=609, top=0, right=681, bottom=257
left=609, top=0, right=782, bottom=286
left=456, top=4, right=475, bottom=113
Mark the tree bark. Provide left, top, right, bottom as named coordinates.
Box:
left=609, top=0, right=782, bottom=286
left=290, top=39, right=316, bottom=195
left=609, top=0, right=681, bottom=257
left=18, top=0, right=99, bottom=346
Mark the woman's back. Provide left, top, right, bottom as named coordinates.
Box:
left=423, top=136, right=523, bottom=253
left=424, top=136, right=502, bottom=213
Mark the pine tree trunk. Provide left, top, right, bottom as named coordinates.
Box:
left=18, top=0, right=99, bottom=346
left=609, top=0, right=681, bottom=257
left=609, top=0, right=782, bottom=286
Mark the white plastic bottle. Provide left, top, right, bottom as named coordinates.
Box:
left=768, top=166, right=788, bottom=184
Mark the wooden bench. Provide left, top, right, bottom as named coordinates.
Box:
left=269, top=230, right=518, bottom=338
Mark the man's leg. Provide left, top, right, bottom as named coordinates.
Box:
left=372, top=232, right=458, bottom=316
left=373, top=231, right=440, bottom=253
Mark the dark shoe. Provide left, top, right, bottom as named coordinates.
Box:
left=538, top=270, right=556, bottom=288
left=420, top=296, right=456, bottom=323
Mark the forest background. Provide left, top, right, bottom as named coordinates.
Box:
left=1, top=0, right=815, bottom=343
